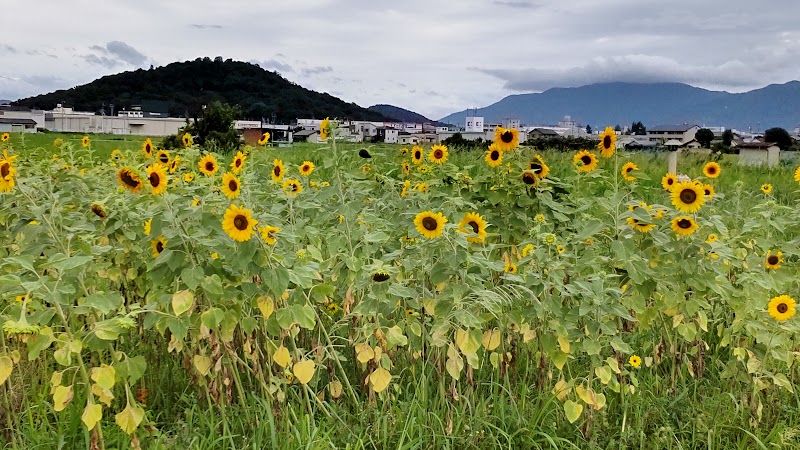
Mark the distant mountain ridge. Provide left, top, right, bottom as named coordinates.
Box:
left=12, top=58, right=389, bottom=123
left=439, top=82, right=800, bottom=131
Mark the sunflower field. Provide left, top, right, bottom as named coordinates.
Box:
left=2, top=126, right=800, bottom=449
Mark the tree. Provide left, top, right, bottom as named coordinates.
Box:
left=585, top=125, right=592, bottom=134
left=764, top=127, right=792, bottom=150
left=163, top=101, right=242, bottom=152
left=614, top=124, right=622, bottom=132
left=630, top=121, right=647, bottom=135
left=695, top=128, right=715, bottom=148
left=721, top=129, right=733, bottom=147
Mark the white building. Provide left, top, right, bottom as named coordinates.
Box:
left=736, top=141, right=780, bottom=167
left=647, top=124, right=700, bottom=144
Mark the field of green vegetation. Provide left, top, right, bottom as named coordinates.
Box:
left=2, top=127, right=800, bottom=449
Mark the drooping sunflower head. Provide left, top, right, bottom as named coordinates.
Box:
left=621, top=162, right=638, bottom=182
left=259, top=225, right=280, bottom=246
left=401, top=179, right=411, bottom=197
left=222, top=204, right=258, bottom=242
left=671, top=181, right=706, bottom=213
left=504, top=261, right=517, bottom=274
left=671, top=216, right=698, bottom=237
left=458, top=212, right=488, bottom=244
left=151, top=237, right=168, bottom=258
left=662, top=173, right=677, bottom=191
left=117, top=167, right=143, bottom=193
left=91, top=203, right=107, bottom=219
left=493, top=126, right=519, bottom=152
left=82, top=135, right=90, bottom=148
left=485, top=143, right=504, bottom=168
left=529, top=155, right=550, bottom=179
left=146, top=164, right=168, bottom=196
left=411, top=146, right=424, bottom=164
left=230, top=151, right=246, bottom=173
left=626, top=216, right=655, bottom=233
left=142, top=139, right=154, bottom=157
left=319, top=118, right=330, bottom=140
left=597, top=127, right=616, bottom=157
left=282, top=178, right=303, bottom=196
left=572, top=150, right=598, bottom=172
left=371, top=272, right=391, bottom=283
left=428, top=144, right=449, bottom=164
left=768, top=295, right=796, bottom=321
left=271, top=159, right=285, bottom=182
left=258, top=132, right=270, bottom=146
left=703, top=162, right=721, bottom=178
left=199, top=154, right=219, bottom=176
left=156, top=150, right=170, bottom=165
left=169, top=156, right=181, bottom=173
left=299, top=161, right=315, bottom=176
left=761, top=183, right=773, bottom=195
left=521, top=243, right=534, bottom=257
left=182, top=133, right=193, bottom=148
left=521, top=171, right=539, bottom=187
left=765, top=250, right=783, bottom=270
left=221, top=172, right=241, bottom=199
left=413, top=210, right=447, bottom=239
left=402, top=161, right=410, bottom=174
left=144, top=218, right=152, bottom=236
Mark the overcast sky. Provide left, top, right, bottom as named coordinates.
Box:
left=2, top=0, right=799, bottom=120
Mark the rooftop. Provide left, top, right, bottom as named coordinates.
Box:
left=649, top=124, right=698, bottom=133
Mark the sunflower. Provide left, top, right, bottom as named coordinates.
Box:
left=626, top=217, right=655, bottom=233
left=82, top=135, right=90, bottom=148
left=703, top=162, right=721, bottom=178
left=271, top=159, right=285, bottom=183
left=91, top=203, right=107, bottom=219
left=413, top=211, right=447, bottom=239
left=117, top=167, right=143, bottom=193
left=621, top=162, right=638, bottom=181
left=761, top=184, right=773, bottom=195
left=765, top=250, right=783, bottom=270
left=401, top=179, right=411, bottom=198
left=282, top=178, right=303, bottom=196
left=428, top=144, right=449, bottom=164
left=151, top=237, right=167, bottom=258
left=146, top=164, right=168, bottom=195
left=504, top=261, right=517, bottom=273
left=702, top=184, right=714, bottom=199
left=661, top=173, right=677, bottom=191
left=401, top=161, right=410, bottom=174
left=182, top=133, right=193, bottom=148
left=795, top=166, right=800, bottom=184
left=0, top=153, right=17, bottom=192
left=411, top=146, right=424, bottom=164
left=0, top=133, right=9, bottom=142
left=671, top=181, right=706, bottom=213
left=535, top=214, right=545, bottom=223
left=319, top=117, right=330, bottom=140
left=110, top=148, right=122, bottom=160
left=144, top=218, right=152, bottom=236
left=221, top=172, right=242, bottom=199
left=706, top=233, right=718, bottom=243
left=484, top=144, right=503, bottom=168
left=199, top=154, right=219, bottom=176
left=572, top=150, right=598, bottom=172
left=156, top=150, right=170, bottom=165
left=142, top=139, right=154, bottom=158
left=372, top=272, right=390, bottom=282
left=415, top=182, right=428, bottom=193
left=521, top=171, right=539, bottom=186
left=768, top=295, right=796, bottom=321
left=183, top=172, right=195, bottom=183
left=458, top=212, right=488, bottom=243
left=597, top=127, right=616, bottom=157
left=299, top=161, right=315, bottom=176
left=225, top=151, right=245, bottom=174
left=493, top=126, right=519, bottom=152
left=529, top=155, right=550, bottom=179
left=521, top=243, right=534, bottom=257
left=629, top=355, right=642, bottom=368
left=671, top=216, right=698, bottom=236
left=222, top=204, right=258, bottom=242
left=257, top=132, right=270, bottom=146
left=259, top=225, right=280, bottom=245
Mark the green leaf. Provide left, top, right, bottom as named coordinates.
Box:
left=82, top=292, right=123, bottom=315
left=388, top=283, right=417, bottom=298
left=5, top=256, right=36, bottom=274
left=181, top=266, right=204, bottom=290
left=564, top=400, right=583, bottom=424
left=201, top=275, right=224, bottom=299
left=117, top=356, right=146, bottom=385
left=47, top=254, right=94, bottom=272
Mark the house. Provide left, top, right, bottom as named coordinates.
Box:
left=397, top=133, right=419, bottom=145
left=0, top=117, right=37, bottom=133
left=375, top=127, right=399, bottom=143
left=293, top=129, right=319, bottom=142
left=528, top=128, right=561, bottom=139
left=736, top=141, right=780, bottom=167
left=502, top=118, right=521, bottom=129
left=647, top=124, right=700, bottom=144
left=0, top=105, right=45, bottom=132
left=617, top=136, right=657, bottom=150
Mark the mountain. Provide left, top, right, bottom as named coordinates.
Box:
left=439, top=82, right=800, bottom=131
left=13, top=58, right=389, bottom=123
left=368, top=104, right=446, bottom=126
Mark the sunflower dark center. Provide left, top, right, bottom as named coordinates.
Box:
left=159, top=155, right=168, bottom=164
left=468, top=221, right=480, bottom=234
left=290, top=183, right=298, bottom=191
left=679, top=189, right=697, bottom=204
left=233, top=215, right=248, bottom=231
left=415, top=151, right=421, bottom=159
left=434, top=150, right=443, bottom=159
left=149, top=172, right=160, bottom=187
left=490, top=150, right=500, bottom=160
left=523, top=173, right=536, bottom=185
left=372, top=273, right=390, bottom=282
left=778, top=303, right=789, bottom=313
left=205, top=162, right=215, bottom=172
left=603, top=135, right=611, bottom=148
left=705, top=189, right=711, bottom=195
left=92, top=205, right=106, bottom=218
left=302, top=165, right=309, bottom=171
left=708, top=166, right=717, bottom=174
left=677, top=219, right=692, bottom=229
left=667, top=178, right=674, bottom=185
left=121, top=170, right=139, bottom=187
left=0, top=163, right=9, bottom=178
left=768, top=255, right=779, bottom=265
left=580, top=155, right=591, bottom=165
left=626, top=166, right=634, bottom=173
left=236, top=159, right=242, bottom=168
left=421, top=217, right=438, bottom=231
left=156, top=241, right=164, bottom=253
left=228, top=180, right=238, bottom=191
left=273, top=165, right=281, bottom=177
left=500, top=131, right=513, bottom=143
left=145, top=144, right=151, bottom=153
left=530, top=163, right=542, bottom=173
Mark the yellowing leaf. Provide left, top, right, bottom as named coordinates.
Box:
left=328, top=381, right=343, bottom=399
left=90, top=365, right=116, bottom=391
left=292, top=360, right=316, bottom=385
left=91, top=383, right=114, bottom=407
left=446, top=344, right=464, bottom=380
left=257, top=295, right=275, bottom=318
left=593, top=393, right=607, bottom=410
left=369, top=367, right=392, bottom=393
left=81, top=403, right=103, bottom=430
left=355, top=343, right=374, bottom=364
left=50, top=371, right=63, bottom=394
left=564, top=400, right=583, bottom=424
left=172, top=290, right=195, bottom=317
left=576, top=385, right=597, bottom=406
left=273, top=345, right=292, bottom=368
left=53, top=385, right=74, bottom=412
left=552, top=379, right=571, bottom=400
left=482, top=329, right=501, bottom=351
left=0, top=356, right=13, bottom=386
left=455, top=329, right=481, bottom=356
left=606, top=357, right=621, bottom=374
left=193, top=355, right=212, bottom=376
left=595, top=366, right=612, bottom=385
left=557, top=335, right=570, bottom=353
left=115, top=402, right=145, bottom=435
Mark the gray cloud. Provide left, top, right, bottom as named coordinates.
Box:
left=491, top=1, right=539, bottom=8
left=257, top=59, right=293, bottom=73
left=301, top=66, right=334, bottom=76
left=83, top=54, right=121, bottom=69
left=1, top=45, right=17, bottom=54
left=190, top=24, right=223, bottom=29
left=106, top=41, right=147, bottom=66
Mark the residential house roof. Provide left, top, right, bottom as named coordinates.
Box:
left=294, top=129, right=317, bottom=137
left=649, top=124, right=698, bottom=133
left=737, top=141, right=778, bottom=149
left=531, top=128, right=559, bottom=136
left=0, top=118, right=37, bottom=125
left=664, top=139, right=683, bottom=146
